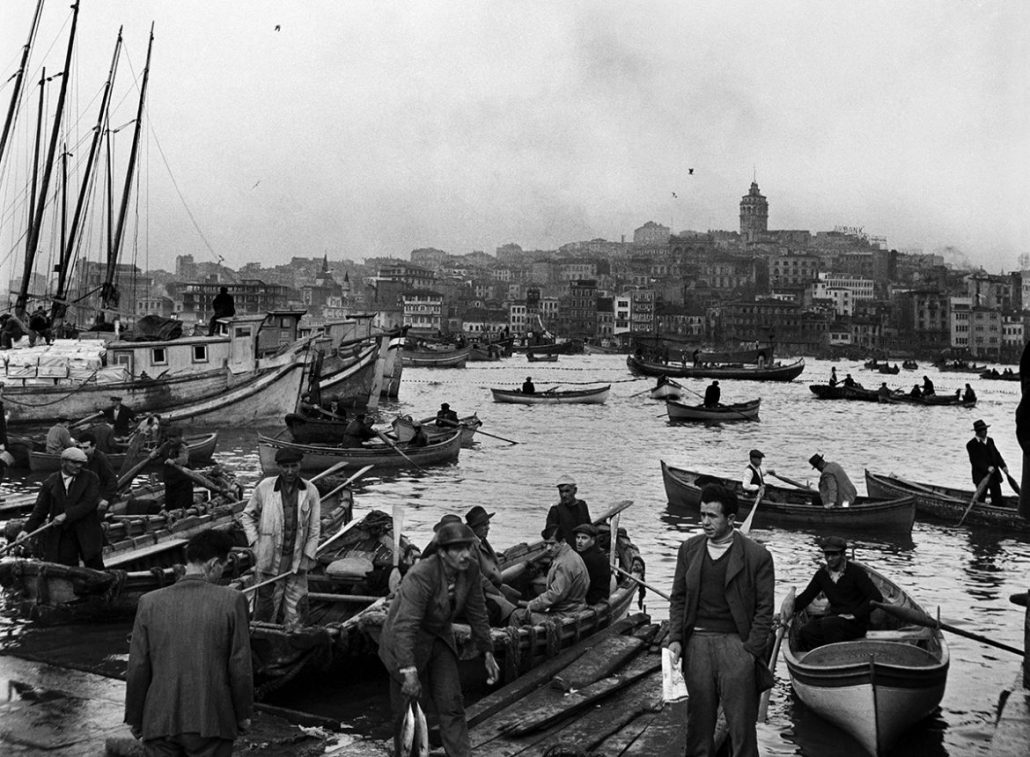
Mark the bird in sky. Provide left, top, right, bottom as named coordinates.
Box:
left=274, top=25, right=281, bottom=31
left=252, top=180, right=262, bottom=189
left=688, top=168, right=694, bottom=175
left=672, top=192, right=678, bottom=198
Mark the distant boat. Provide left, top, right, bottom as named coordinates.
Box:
left=649, top=379, right=684, bottom=400
left=257, top=428, right=463, bottom=474
left=391, top=413, right=481, bottom=447
left=665, top=398, right=760, bottom=422
left=527, top=353, right=558, bottom=362
left=490, top=385, right=610, bottom=405
left=28, top=432, right=218, bottom=473
left=809, top=384, right=882, bottom=402
left=627, top=355, right=805, bottom=382
left=400, top=346, right=470, bottom=368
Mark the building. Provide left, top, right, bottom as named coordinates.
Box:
left=739, top=181, right=768, bottom=243
left=770, top=254, right=820, bottom=287
left=402, top=289, right=444, bottom=335
left=378, top=262, right=436, bottom=290
left=169, top=279, right=291, bottom=321
left=560, top=279, right=599, bottom=337
left=633, top=221, right=670, bottom=246
left=950, top=297, right=1001, bottom=358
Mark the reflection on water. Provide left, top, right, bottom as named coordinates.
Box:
left=1, top=356, right=1028, bottom=755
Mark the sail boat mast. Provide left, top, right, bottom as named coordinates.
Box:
left=0, top=0, right=45, bottom=179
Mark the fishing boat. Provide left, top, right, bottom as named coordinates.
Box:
left=526, top=353, right=558, bottom=363
left=0, top=474, right=355, bottom=624
left=863, top=470, right=1028, bottom=531
left=468, top=343, right=506, bottom=361
left=256, top=428, right=462, bottom=474
left=400, top=346, right=470, bottom=368
left=649, top=378, right=684, bottom=400
left=627, top=354, right=805, bottom=382
left=284, top=412, right=349, bottom=444
left=784, top=563, right=949, bottom=756
left=26, top=432, right=218, bottom=473
left=877, top=364, right=900, bottom=374
left=391, top=413, right=481, bottom=447
left=665, top=398, right=760, bottom=422
left=490, top=385, right=610, bottom=405
left=979, top=369, right=1020, bottom=381
left=809, top=384, right=885, bottom=402
left=661, top=461, right=916, bottom=534
left=887, top=393, right=976, bottom=408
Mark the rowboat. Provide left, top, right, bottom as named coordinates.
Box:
left=26, top=432, right=218, bottom=473
left=665, top=398, right=760, bottom=422
left=526, top=353, right=558, bottom=363
left=649, top=379, right=683, bottom=400
left=979, top=369, right=1019, bottom=381
left=284, top=412, right=348, bottom=444
left=0, top=476, right=354, bottom=624
left=491, top=385, right=610, bottom=405
left=661, top=461, right=916, bottom=534
left=256, top=428, right=462, bottom=474
left=784, top=563, right=948, bottom=756
left=391, top=413, right=481, bottom=447
left=627, top=355, right=805, bottom=382
left=886, top=394, right=976, bottom=408
left=400, top=346, right=470, bottom=368
left=809, top=384, right=882, bottom=402
left=864, top=470, right=1027, bottom=531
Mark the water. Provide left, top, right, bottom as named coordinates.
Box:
left=2, top=355, right=1029, bottom=756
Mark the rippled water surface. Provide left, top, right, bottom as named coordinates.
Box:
left=3, top=355, right=1029, bottom=755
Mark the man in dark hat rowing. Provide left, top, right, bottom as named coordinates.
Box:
left=378, top=521, right=498, bottom=757
left=435, top=402, right=459, bottom=427
left=792, top=536, right=883, bottom=650
left=967, top=419, right=1009, bottom=504
left=809, top=453, right=857, bottom=508
left=240, top=447, right=321, bottom=628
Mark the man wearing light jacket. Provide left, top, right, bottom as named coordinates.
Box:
left=509, top=523, right=589, bottom=625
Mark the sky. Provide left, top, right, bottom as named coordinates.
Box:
left=1, top=0, right=1028, bottom=276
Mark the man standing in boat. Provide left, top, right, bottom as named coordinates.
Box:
left=435, top=402, right=459, bottom=427
left=741, top=449, right=771, bottom=494
left=78, top=432, right=117, bottom=514
left=241, top=447, right=321, bottom=628
left=792, top=536, right=883, bottom=650
left=545, top=474, right=591, bottom=543
left=103, top=395, right=137, bottom=438
left=378, top=521, right=499, bottom=757
left=966, top=419, right=1009, bottom=504
left=667, top=482, right=774, bottom=757
left=809, top=453, right=857, bottom=508
left=703, top=380, right=720, bottom=408
left=208, top=286, right=236, bottom=336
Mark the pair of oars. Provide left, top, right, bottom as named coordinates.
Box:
left=434, top=416, right=519, bottom=445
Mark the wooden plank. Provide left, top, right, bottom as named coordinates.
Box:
left=551, top=634, right=645, bottom=692
left=598, top=711, right=661, bottom=756
left=105, top=538, right=187, bottom=567
left=618, top=699, right=688, bottom=756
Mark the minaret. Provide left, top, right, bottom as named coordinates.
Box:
left=739, top=181, right=768, bottom=243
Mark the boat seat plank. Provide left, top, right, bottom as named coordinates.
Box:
left=866, top=627, right=932, bottom=641
left=106, top=538, right=187, bottom=567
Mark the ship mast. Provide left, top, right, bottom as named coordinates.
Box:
left=0, top=0, right=45, bottom=179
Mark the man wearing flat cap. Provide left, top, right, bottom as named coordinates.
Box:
left=241, top=447, right=320, bottom=628
left=18, top=446, right=104, bottom=568
left=435, top=402, right=459, bottom=428
left=967, top=419, right=1009, bottom=504
left=741, top=449, right=774, bottom=494
left=379, top=521, right=499, bottom=757
left=45, top=415, right=76, bottom=454
left=466, top=505, right=520, bottom=624
left=572, top=523, right=611, bottom=605
left=808, top=453, right=857, bottom=508
left=545, top=474, right=592, bottom=544
left=793, top=536, right=882, bottom=650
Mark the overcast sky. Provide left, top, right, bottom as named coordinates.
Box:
left=1, top=1, right=1028, bottom=276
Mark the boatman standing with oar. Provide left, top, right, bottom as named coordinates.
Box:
left=966, top=418, right=1009, bottom=504
left=667, top=482, right=774, bottom=757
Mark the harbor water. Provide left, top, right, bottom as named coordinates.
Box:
left=2, top=355, right=1029, bottom=756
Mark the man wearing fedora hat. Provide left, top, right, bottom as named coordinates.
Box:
left=379, top=521, right=498, bottom=757
left=808, top=453, right=857, bottom=508
left=545, top=474, right=592, bottom=544
left=793, top=536, right=883, bottom=651
left=967, top=419, right=1009, bottom=504
left=466, top=506, right=520, bottom=622
left=241, top=447, right=321, bottom=628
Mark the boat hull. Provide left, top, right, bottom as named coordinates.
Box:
left=666, top=398, right=760, bottom=421
left=490, top=386, right=610, bottom=404
left=257, top=429, right=463, bottom=473
left=864, top=470, right=1026, bottom=530
left=627, top=355, right=805, bottom=381
left=27, top=432, right=218, bottom=473
left=649, top=383, right=682, bottom=400
left=661, top=461, right=915, bottom=534
left=401, top=347, right=470, bottom=368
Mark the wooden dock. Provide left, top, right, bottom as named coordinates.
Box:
left=988, top=592, right=1030, bottom=756
left=466, top=613, right=687, bottom=756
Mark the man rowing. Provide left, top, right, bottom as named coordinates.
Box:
left=809, top=453, right=857, bottom=508
left=967, top=418, right=1009, bottom=504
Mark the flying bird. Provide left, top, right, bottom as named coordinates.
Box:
left=252, top=180, right=262, bottom=189
left=671, top=192, right=678, bottom=198
left=688, top=168, right=694, bottom=175
left=274, top=25, right=281, bottom=31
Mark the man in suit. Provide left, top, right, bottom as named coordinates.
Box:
left=379, top=522, right=499, bottom=757
left=668, top=483, right=775, bottom=757
left=78, top=431, right=117, bottom=514
left=125, top=529, right=253, bottom=756
left=104, top=395, right=137, bottom=438
left=18, top=447, right=104, bottom=568
left=465, top=505, right=519, bottom=624
left=241, top=447, right=321, bottom=628
left=967, top=418, right=1009, bottom=504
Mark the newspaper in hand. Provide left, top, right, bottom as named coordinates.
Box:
left=662, top=647, right=688, bottom=703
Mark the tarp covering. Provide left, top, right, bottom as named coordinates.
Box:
left=118, top=315, right=183, bottom=342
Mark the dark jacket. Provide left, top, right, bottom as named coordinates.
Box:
left=704, top=383, right=721, bottom=406
left=668, top=531, right=775, bottom=658
left=24, top=468, right=103, bottom=563
left=795, top=561, right=883, bottom=623
left=967, top=435, right=1006, bottom=483
left=578, top=544, right=612, bottom=604
left=104, top=404, right=137, bottom=436
left=125, top=575, right=253, bottom=740
left=85, top=450, right=118, bottom=503
left=545, top=499, right=591, bottom=544
left=378, top=553, right=492, bottom=676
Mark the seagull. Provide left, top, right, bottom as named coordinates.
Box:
left=274, top=25, right=281, bottom=31
left=671, top=192, right=678, bottom=198
left=688, top=168, right=694, bottom=175
left=252, top=180, right=262, bottom=189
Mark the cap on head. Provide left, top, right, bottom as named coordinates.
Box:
left=433, top=514, right=463, bottom=532
left=61, top=447, right=88, bottom=463
left=435, top=522, right=476, bottom=547
left=819, top=535, right=847, bottom=553
left=441, top=403, right=450, bottom=410
left=571, top=523, right=598, bottom=538
left=973, top=419, right=989, bottom=432
left=465, top=506, right=494, bottom=528
left=809, top=454, right=824, bottom=469
left=749, top=449, right=764, bottom=459
left=556, top=474, right=577, bottom=488
left=110, top=395, right=122, bottom=402
left=274, top=447, right=304, bottom=464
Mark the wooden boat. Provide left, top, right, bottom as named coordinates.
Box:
left=391, top=413, right=481, bottom=447
left=935, top=361, right=987, bottom=373
left=582, top=342, right=623, bottom=355
left=526, top=353, right=558, bottom=362
left=514, top=340, right=580, bottom=356
left=491, top=385, right=610, bottom=405
left=400, top=346, right=470, bottom=368
left=979, top=369, right=1020, bottom=381
left=809, top=384, right=885, bottom=402
left=649, top=379, right=684, bottom=400
left=661, top=461, right=916, bottom=534
left=284, top=412, right=348, bottom=444
left=887, top=393, right=976, bottom=408
left=0, top=476, right=355, bottom=624
left=864, top=470, right=1028, bottom=531
left=27, top=432, right=218, bottom=473
left=784, top=563, right=949, bottom=755
left=627, top=354, right=805, bottom=382
left=468, top=344, right=503, bottom=361
left=877, top=364, right=900, bottom=374
left=257, top=428, right=462, bottom=474
left=665, top=398, right=760, bottom=422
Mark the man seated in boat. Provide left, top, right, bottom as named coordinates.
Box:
left=86, top=419, right=117, bottom=453
left=963, top=384, right=977, bottom=403
left=45, top=416, right=77, bottom=455
left=828, top=367, right=838, bottom=386
left=877, top=382, right=892, bottom=402
left=408, top=423, right=429, bottom=448
left=435, top=402, right=459, bottom=427
left=325, top=397, right=347, bottom=420
left=465, top=506, right=520, bottom=624
left=508, top=524, right=589, bottom=626
left=909, top=384, right=923, bottom=398
left=342, top=413, right=375, bottom=447
left=545, top=474, right=592, bottom=544
left=703, top=380, right=720, bottom=408
left=162, top=440, right=195, bottom=512
left=77, top=432, right=117, bottom=514
left=792, top=536, right=883, bottom=650
left=741, top=449, right=769, bottom=494
left=922, top=375, right=935, bottom=396
left=571, top=523, right=611, bottom=605
left=809, top=454, right=857, bottom=508
left=103, top=395, right=137, bottom=438
left=522, top=376, right=536, bottom=394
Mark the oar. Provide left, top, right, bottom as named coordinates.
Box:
left=612, top=564, right=670, bottom=601
left=168, top=461, right=236, bottom=499
left=871, top=600, right=1024, bottom=656
left=337, top=464, right=373, bottom=488
left=308, top=460, right=350, bottom=484
left=1005, top=470, right=1021, bottom=495
left=609, top=512, right=621, bottom=570
left=436, top=417, right=519, bottom=445
left=375, top=430, right=427, bottom=473
left=115, top=440, right=171, bottom=491
left=242, top=516, right=365, bottom=595
left=758, top=588, right=795, bottom=722
left=0, top=520, right=60, bottom=556
left=957, top=474, right=992, bottom=526
left=388, top=504, right=404, bottom=592
left=768, top=472, right=819, bottom=495
left=739, top=486, right=765, bottom=535
left=69, top=411, right=104, bottom=431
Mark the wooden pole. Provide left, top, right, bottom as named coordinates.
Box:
left=958, top=475, right=992, bottom=526
left=0, top=520, right=58, bottom=556
left=758, top=587, right=795, bottom=721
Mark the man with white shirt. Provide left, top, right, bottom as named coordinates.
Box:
left=741, top=449, right=772, bottom=493
left=667, top=483, right=774, bottom=757
left=966, top=418, right=1008, bottom=504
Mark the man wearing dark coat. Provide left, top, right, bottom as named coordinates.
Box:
left=208, top=286, right=236, bottom=336
left=78, top=431, right=117, bottom=513
left=703, top=380, right=721, bottom=407
left=18, top=447, right=104, bottom=568
left=967, top=418, right=1009, bottom=504
left=545, top=474, right=591, bottom=544
left=378, top=522, right=499, bottom=757
left=103, top=395, right=137, bottom=437
left=125, top=529, right=253, bottom=755
left=572, top=523, right=611, bottom=605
